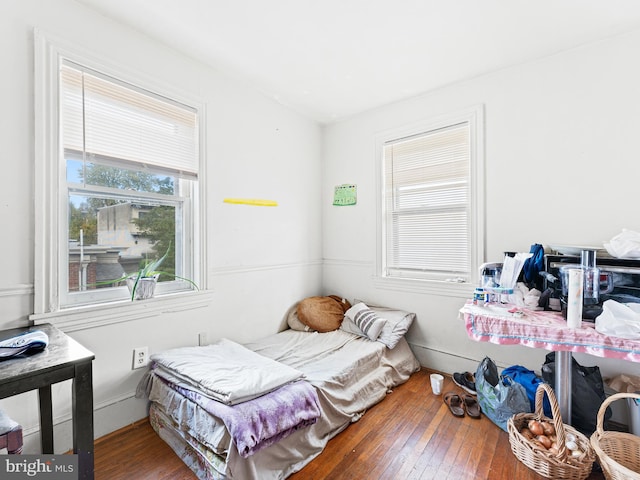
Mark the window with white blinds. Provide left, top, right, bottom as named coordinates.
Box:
left=33, top=31, right=207, bottom=327
left=60, top=62, right=198, bottom=177
left=55, top=60, right=201, bottom=308
left=380, top=107, right=484, bottom=284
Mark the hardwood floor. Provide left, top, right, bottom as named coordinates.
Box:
left=94, top=417, right=194, bottom=480
left=94, top=369, right=605, bottom=479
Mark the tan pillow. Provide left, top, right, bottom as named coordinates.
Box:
left=286, top=302, right=314, bottom=331
left=297, top=296, right=351, bottom=333
left=326, top=295, right=352, bottom=313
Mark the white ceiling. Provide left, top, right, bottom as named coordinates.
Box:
left=76, top=0, right=640, bottom=124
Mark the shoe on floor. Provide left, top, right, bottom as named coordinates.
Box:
left=453, top=372, right=476, bottom=395
left=462, top=393, right=481, bottom=418
left=443, top=392, right=465, bottom=417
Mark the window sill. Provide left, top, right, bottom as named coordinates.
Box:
left=372, top=275, right=475, bottom=298
left=29, top=290, right=213, bottom=333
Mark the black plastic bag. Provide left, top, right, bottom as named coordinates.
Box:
left=541, top=352, right=611, bottom=437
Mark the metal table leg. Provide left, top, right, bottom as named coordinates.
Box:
left=555, top=350, right=572, bottom=423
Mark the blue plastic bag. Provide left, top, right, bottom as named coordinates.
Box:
left=501, top=365, right=551, bottom=417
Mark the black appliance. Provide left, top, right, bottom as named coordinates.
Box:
left=544, top=253, right=640, bottom=320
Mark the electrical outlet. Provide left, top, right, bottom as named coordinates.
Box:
left=198, top=332, right=208, bottom=346
left=132, top=346, right=149, bottom=369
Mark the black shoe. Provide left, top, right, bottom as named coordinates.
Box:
left=453, top=372, right=476, bottom=395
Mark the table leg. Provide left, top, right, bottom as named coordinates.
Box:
left=38, top=385, right=54, bottom=453
left=555, top=351, right=572, bottom=424
left=73, top=361, right=94, bottom=480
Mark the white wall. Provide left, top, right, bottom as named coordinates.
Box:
left=0, top=0, right=322, bottom=453
left=322, top=28, right=640, bottom=379
left=4, top=0, right=640, bottom=456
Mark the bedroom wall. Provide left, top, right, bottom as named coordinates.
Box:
left=322, top=27, right=640, bottom=381
left=0, top=0, right=322, bottom=453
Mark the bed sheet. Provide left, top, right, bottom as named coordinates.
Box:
left=150, top=404, right=227, bottom=480
left=245, top=329, right=421, bottom=419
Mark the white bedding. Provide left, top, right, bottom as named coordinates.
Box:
left=150, top=338, right=304, bottom=405
left=146, top=329, right=421, bottom=480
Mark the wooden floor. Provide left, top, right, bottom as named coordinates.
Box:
left=94, top=369, right=605, bottom=479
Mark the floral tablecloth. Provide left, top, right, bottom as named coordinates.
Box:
left=460, top=301, right=640, bottom=363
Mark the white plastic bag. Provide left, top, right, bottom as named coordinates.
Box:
left=604, top=229, right=640, bottom=259
left=595, top=300, right=640, bottom=339
left=500, top=252, right=532, bottom=289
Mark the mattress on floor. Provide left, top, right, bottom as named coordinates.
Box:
left=148, top=329, right=420, bottom=480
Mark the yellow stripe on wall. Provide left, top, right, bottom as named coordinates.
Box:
left=223, top=198, right=278, bottom=207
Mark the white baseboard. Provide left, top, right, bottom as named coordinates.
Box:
left=409, top=342, right=482, bottom=375
left=19, top=392, right=148, bottom=454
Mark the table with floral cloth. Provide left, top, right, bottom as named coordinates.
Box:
left=459, top=301, right=640, bottom=422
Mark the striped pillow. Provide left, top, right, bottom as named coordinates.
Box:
left=345, top=302, right=387, bottom=341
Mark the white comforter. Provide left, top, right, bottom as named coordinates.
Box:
left=150, top=338, right=304, bottom=405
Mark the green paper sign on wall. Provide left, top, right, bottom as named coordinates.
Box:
left=333, top=184, right=357, bottom=206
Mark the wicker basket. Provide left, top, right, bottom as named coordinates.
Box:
left=507, top=383, right=595, bottom=480
left=590, top=392, right=640, bottom=480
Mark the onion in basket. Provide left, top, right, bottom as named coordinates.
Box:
left=528, top=420, right=544, bottom=436
left=537, top=435, right=552, bottom=449
left=541, top=421, right=555, bottom=436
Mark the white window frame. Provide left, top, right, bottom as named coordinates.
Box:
left=31, top=30, right=209, bottom=331
left=374, top=105, right=485, bottom=297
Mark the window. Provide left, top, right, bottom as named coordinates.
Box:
left=377, top=106, right=484, bottom=289
left=33, top=32, right=205, bottom=325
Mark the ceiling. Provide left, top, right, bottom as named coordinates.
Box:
left=76, top=0, right=640, bottom=124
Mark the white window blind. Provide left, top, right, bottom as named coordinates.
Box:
left=60, top=62, right=198, bottom=177
left=384, top=122, right=471, bottom=281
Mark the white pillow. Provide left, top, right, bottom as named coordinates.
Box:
left=344, top=302, right=387, bottom=341
left=341, top=300, right=416, bottom=349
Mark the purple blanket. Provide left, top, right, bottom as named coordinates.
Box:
left=158, top=375, right=320, bottom=458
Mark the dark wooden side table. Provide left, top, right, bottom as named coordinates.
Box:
left=0, top=323, right=95, bottom=479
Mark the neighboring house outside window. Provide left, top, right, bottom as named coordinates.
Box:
left=376, top=106, right=484, bottom=294
left=33, top=32, right=206, bottom=328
